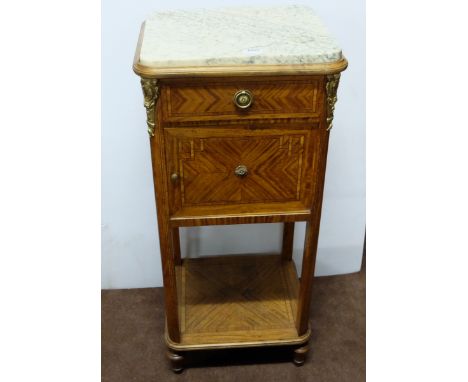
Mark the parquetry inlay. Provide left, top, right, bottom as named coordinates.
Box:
left=175, top=135, right=305, bottom=205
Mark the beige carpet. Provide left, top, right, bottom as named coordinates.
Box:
left=102, top=265, right=365, bottom=381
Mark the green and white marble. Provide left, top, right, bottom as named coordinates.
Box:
left=139, top=5, right=342, bottom=68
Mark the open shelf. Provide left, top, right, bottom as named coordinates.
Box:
left=166, top=254, right=310, bottom=350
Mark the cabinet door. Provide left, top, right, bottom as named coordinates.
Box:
left=164, top=127, right=321, bottom=215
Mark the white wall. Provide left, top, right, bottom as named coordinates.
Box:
left=102, top=0, right=365, bottom=289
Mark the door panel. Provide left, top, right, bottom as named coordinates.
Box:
left=165, top=127, right=320, bottom=215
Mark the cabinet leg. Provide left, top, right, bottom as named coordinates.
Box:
left=296, top=221, right=319, bottom=335
left=167, top=350, right=184, bottom=373
left=172, top=227, right=181, bottom=265
left=281, top=222, right=295, bottom=261
left=293, top=343, right=310, bottom=366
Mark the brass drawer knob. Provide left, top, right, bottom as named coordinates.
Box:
left=234, top=165, right=248, bottom=177
left=233, top=90, right=253, bottom=109
left=171, top=173, right=179, bottom=183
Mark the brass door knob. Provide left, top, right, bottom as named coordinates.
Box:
left=233, top=90, right=253, bottom=109
left=171, top=173, right=179, bottom=183
left=234, top=165, right=248, bottom=177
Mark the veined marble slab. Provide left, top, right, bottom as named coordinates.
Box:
left=139, top=5, right=342, bottom=68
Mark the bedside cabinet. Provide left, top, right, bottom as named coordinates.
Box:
left=133, top=5, right=347, bottom=372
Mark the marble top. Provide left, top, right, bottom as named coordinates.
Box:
left=139, top=5, right=342, bottom=68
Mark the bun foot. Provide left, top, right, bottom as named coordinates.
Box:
left=293, top=343, right=309, bottom=366
left=167, top=350, right=184, bottom=373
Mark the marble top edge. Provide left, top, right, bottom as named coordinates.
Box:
left=139, top=5, right=343, bottom=68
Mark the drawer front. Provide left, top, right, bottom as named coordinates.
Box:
left=165, top=127, right=320, bottom=214
left=161, top=78, right=323, bottom=123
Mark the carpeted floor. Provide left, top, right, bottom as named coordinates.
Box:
left=102, top=265, right=365, bottom=381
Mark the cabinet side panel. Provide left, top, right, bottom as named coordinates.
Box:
left=149, top=88, right=180, bottom=342
left=296, top=77, right=332, bottom=334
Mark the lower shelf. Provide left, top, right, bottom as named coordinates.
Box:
left=166, top=254, right=310, bottom=351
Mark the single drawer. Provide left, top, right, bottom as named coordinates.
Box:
left=161, top=78, right=323, bottom=124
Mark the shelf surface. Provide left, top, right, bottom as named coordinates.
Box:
left=170, top=202, right=311, bottom=227
left=167, top=254, right=310, bottom=350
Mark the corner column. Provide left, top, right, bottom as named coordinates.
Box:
left=141, top=78, right=180, bottom=342
left=295, top=73, right=340, bottom=335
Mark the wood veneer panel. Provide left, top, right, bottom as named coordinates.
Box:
left=162, top=79, right=321, bottom=123
left=169, top=254, right=310, bottom=350
left=165, top=127, right=321, bottom=216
